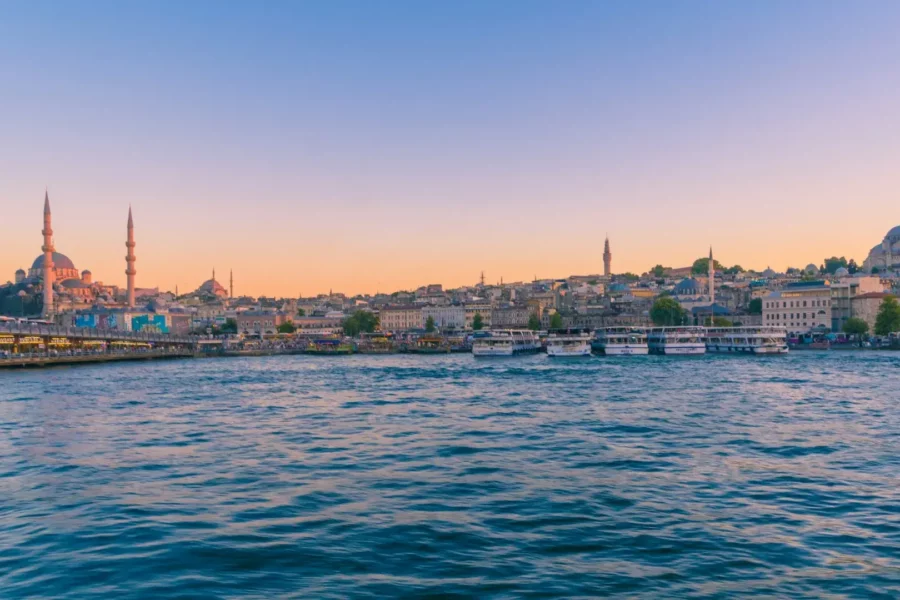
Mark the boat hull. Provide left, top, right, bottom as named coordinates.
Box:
left=597, top=344, right=649, bottom=356
left=650, top=344, right=706, bottom=355
left=546, top=344, right=591, bottom=357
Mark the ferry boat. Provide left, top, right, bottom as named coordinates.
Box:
left=545, top=328, right=592, bottom=357
left=410, top=335, right=451, bottom=354
left=306, top=338, right=354, bottom=355
left=705, top=326, right=789, bottom=354
left=592, top=327, right=649, bottom=355
left=647, top=326, right=706, bottom=355
left=356, top=332, right=395, bottom=354
left=472, top=330, right=541, bottom=357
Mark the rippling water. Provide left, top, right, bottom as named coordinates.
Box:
left=2, top=353, right=900, bottom=598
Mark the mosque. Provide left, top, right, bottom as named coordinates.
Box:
left=8, top=192, right=138, bottom=317
left=862, top=226, right=900, bottom=273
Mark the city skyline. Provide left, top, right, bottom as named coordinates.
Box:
left=2, top=2, right=899, bottom=296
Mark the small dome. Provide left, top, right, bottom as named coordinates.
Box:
left=31, top=252, right=76, bottom=271
left=886, top=225, right=900, bottom=240
left=15, top=268, right=25, bottom=274
left=81, top=269, right=91, bottom=275
left=834, top=267, right=850, bottom=277
left=674, top=278, right=702, bottom=294
left=762, top=268, right=777, bottom=278
left=805, top=263, right=819, bottom=274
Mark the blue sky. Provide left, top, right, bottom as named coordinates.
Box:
left=2, top=1, right=899, bottom=294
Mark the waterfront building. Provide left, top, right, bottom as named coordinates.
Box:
left=762, top=281, right=832, bottom=335
left=491, top=306, right=530, bottom=329
left=850, top=292, right=891, bottom=333
left=830, top=276, right=885, bottom=332
left=235, top=311, right=285, bottom=335
left=862, top=225, right=900, bottom=273
left=379, top=305, right=423, bottom=332
left=464, top=303, right=492, bottom=329
left=421, top=305, right=465, bottom=330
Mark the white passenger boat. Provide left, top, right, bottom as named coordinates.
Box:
left=647, top=326, right=706, bottom=355
left=545, top=329, right=592, bottom=357
left=592, top=327, right=649, bottom=355
left=705, top=326, right=789, bottom=354
left=472, top=330, right=541, bottom=356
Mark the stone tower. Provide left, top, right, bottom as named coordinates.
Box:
left=126, top=206, right=136, bottom=308
left=603, top=236, right=612, bottom=277
left=42, top=191, right=55, bottom=318
left=708, top=246, right=715, bottom=306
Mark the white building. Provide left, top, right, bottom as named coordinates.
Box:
left=379, top=305, right=422, bottom=332
left=762, top=281, right=832, bottom=335
left=421, top=305, right=466, bottom=330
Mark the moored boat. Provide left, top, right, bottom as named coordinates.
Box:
left=306, top=338, right=354, bottom=355
left=647, top=326, right=706, bottom=355
left=592, top=327, right=649, bottom=355
left=706, top=326, right=788, bottom=354
left=472, top=330, right=541, bottom=356
left=546, top=328, right=592, bottom=357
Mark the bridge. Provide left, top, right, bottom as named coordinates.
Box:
left=0, top=321, right=196, bottom=361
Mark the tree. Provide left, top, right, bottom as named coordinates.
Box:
left=472, top=312, right=484, bottom=331
left=843, top=317, right=869, bottom=337
left=650, top=265, right=669, bottom=278
left=847, top=259, right=859, bottom=275
left=343, top=310, right=379, bottom=337
left=711, top=317, right=732, bottom=327
left=220, top=318, right=238, bottom=334
left=692, top=257, right=724, bottom=275
left=875, top=296, right=900, bottom=336
left=748, top=298, right=763, bottom=315
left=549, top=312, right=563, bottom=329
left=822, top=256, right=848, bottom=275
left=650, top=297, right=687, bottom=326
left=527, top=315, right=541, bottom=330
left=425, top=316, right=435, bottom=332
left=724, top=265, right=744, bottom=275
left=297, top=308, right=306, bottom=316
left=277, top=321, right=296, bottom=334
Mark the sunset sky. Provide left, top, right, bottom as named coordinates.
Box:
left=2, top=1, right=899, bottom=296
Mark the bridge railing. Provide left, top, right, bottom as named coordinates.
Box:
left=0, top=322, right=195, bottom=345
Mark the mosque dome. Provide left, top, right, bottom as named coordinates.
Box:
left=762, top=267, right=777, bottom=278
left=31, top=252, right=76, bottom=271
left=887, top=225, right=900, bottom=241
left=804, top=263, right=819, bottom=274
left=674, top=278, right=702, bottom=295
left=81, top=269, right=91, bottom=275
left=834, top=267, right=850, bottom=277
left=15, top=268, right=25, bottom=275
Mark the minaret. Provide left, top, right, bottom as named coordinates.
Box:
left=603, top=236, right=612, bottom=277
left=708, top=246, right=715, bottom=306
left=229, top=269, right=233, bottom=298
left=41, top=191, right=55, bottom=318
left=125, top=206, right=136, bottom=308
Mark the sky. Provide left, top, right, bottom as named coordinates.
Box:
left=2, top=1, right=899, bottom=296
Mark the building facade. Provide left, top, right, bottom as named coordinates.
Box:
left=421, top=305, right=465, bottom=330
left=830, top=276, right=884, bottom=332
left=379, top=305, right=422, bottom=332
left=762, top=281, right=832, bottom=335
